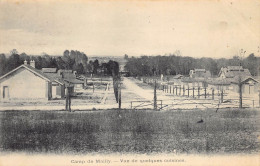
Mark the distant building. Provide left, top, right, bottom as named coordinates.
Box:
left=209, top=66, right=259, bottom=94
left=218, top=66, right=252, bottom=79
left=0, top=61, right=84, bottom=101
left=189, top=69, right=211, bottom=79
left=42, top=69, right=84, bottom=93
left=0, top=61, right=63, bottom=101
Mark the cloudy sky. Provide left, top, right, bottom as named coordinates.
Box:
left=0, top=0, right=259, bottom=58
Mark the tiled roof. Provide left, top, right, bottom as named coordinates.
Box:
left=194, top=69, right=206, bottom=72
left=191, top=69, right=211, bottom=78
left=0, top=64, right=52, bottom=83
left=42, top=68, right=57, bottom=73
left=230, top=75, right=259, bottom=84
left=45, top=69, right=84, bottom=85
left=227, top=66, right=243, bottom=71
left=219, top=66, right=252, bottom=78
left=207, top=78, right=232, bottom=85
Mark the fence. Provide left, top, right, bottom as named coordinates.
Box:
left=130, top=100, right=165, bottom=110
left=162, top=84, right=259, bottom=108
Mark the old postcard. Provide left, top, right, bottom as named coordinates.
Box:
left=0, top=0, right=259, bottom=165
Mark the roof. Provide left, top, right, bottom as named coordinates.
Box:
left=42, top=68, right=57, bottom=73
left=44, top=73, right=64, bottom=85
left=208, top=75, right=259, bottom=85
left=207, top=78, right=232, bottom=85
left=227, top=66, right=243, bottom=71
left=64, top=78, right=84, bottom=84
left=173, top=74, right=183, bottom=79
left=46, top=69, right=83, bottom=85
left=181, top=77, right=206, bottom=83
left=230, top=75, right=259, bottom=84
left=0, top=64, right=52, bottom=83
left=218, top=66, right=252, bottom=78
left=190, top=69, right=211, bottom=78
left=194, top=69, right=206, bottom=72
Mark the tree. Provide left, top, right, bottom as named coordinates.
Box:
left=7, top=53, right=20, bottom=71
left=10, top=49, right=18, bottom=55
left=93, top=59, right=99, bottom=75
left=74, top=63, right=85, bottom=74
left=0, top=54, right=7, bottom=75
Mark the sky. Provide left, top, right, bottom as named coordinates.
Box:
left=0, top=0, right=259, bottom=58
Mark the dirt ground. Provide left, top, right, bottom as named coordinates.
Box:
left=0, top=77, right=259, bottom=110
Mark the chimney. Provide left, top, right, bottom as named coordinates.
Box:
left=30, top=60, right=35, bottom=68
left=58, top=70, right=64, bottom=78
left=24, top=60, right=27, bottom=65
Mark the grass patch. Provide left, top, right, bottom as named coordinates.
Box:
left=0, top=109, right=259, bottom=154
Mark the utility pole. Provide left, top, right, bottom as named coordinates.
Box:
left=118, top=77, right=122, bottom=109
left=154, top=79, right=157, bottom=110
left=238, top=49, right=246, bottom=109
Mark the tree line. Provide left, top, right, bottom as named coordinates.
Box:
left=0, top=49, right=119, bottom=77
left=124, top=53, right=260, bottom=77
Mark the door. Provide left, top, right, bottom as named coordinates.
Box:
left=52, top=85, right=57, bottom=98
left=3, top=86, right=9, bottom=99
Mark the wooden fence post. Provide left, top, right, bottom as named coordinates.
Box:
left=212, top=89, right=214, bottom=100
left=179, top=86, right=181, bottom=96
left=154, top=79, right=157, bottom=110
left=204, top=87, right=207, bottom=99
left=221, top=89, right=223, bottom=103
left=170, top=85, right=171, bottom=94
left=193, top=87, right=195, bottom=98
left=167, top=85, right=169, bottom=93
left=173, top=85, right=174, bottom=95
left=118, top=81, right=121, bottom=109
left=188, top=86, right=189, bottom=97
left=259, top=91, right=260, bottom=108
left=176, top=86, right=178, bottom=95
left=183, top=85, right=185, bottom=96
left=93, top=83, right=95, bottom=93
left=198, top=87, right=200, bottom=99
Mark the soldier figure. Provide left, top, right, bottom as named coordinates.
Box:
left=65, top=83, right=72, bottom=112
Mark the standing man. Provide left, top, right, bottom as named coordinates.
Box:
left=65, top=83, right=72, bottom=112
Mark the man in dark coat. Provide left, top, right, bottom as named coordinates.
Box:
left=65, top=83, right=73, bottom=112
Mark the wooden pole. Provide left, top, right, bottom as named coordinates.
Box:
left=204, top=87, right=207, bottom=99
left=239, top=81, right=242, bottom=108
left=198, top=87, right=200, bottom=99
left=154, top=79, right=157, bottom=110
left=93, top=83, right=95, bottom=93
left=179, top=86, right=181, bottom=96
left=193, top=87, right=195, bottom=98
left=221, top=89, right=223, bottom=103
left=170, top=85, right=171, bottom=94
left=187, top=86, right=189, bottom=97
left=183, top=85, right=185, bottom=96
left=118, top=80, right=121, bottom=109
left=212, top=89, right=214, bottom=100
left=259, top=91, right=260, bottom=108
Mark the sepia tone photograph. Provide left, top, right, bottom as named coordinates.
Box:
left=0, top=0, right=259, bottom=165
